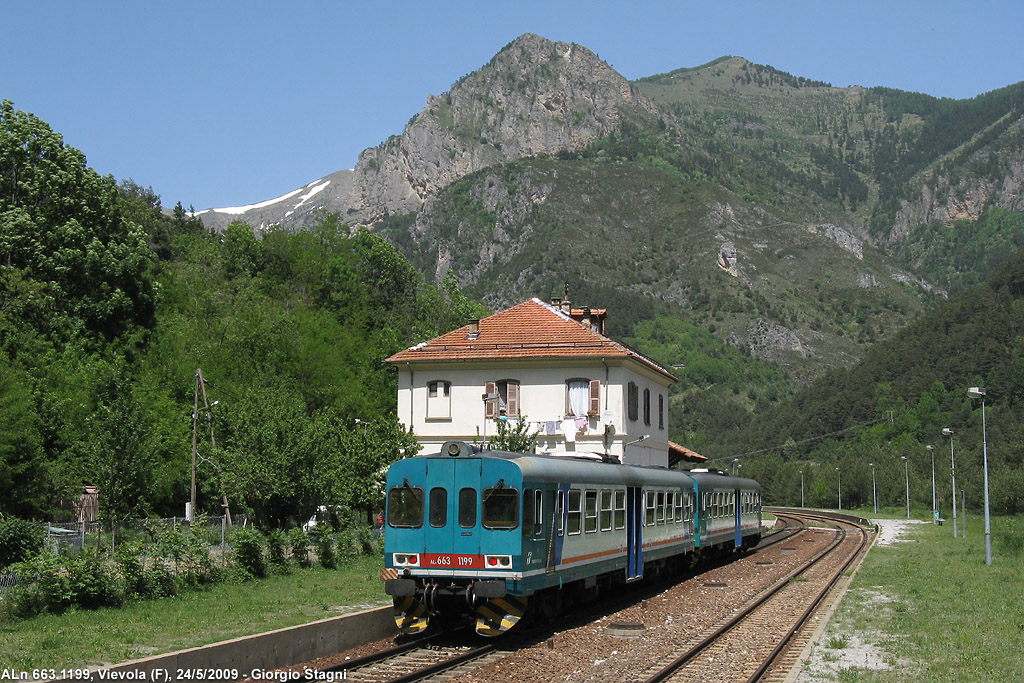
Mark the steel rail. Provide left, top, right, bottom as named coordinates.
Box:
left=639, top=512, right=860, bottom=683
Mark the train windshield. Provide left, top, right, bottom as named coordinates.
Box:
left=482, top=486, right=519, bottom=529
left=388, top=481, right=424, bottom=528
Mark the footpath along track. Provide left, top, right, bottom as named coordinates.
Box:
left=631, top=511, right=870, bottom=683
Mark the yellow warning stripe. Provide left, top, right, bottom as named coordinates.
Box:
left=475, top=596, right=528, bottom=636
left=393, top=596, right=429, bottom=633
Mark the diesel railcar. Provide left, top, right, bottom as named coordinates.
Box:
left=380, top=441, right=761, bottom=636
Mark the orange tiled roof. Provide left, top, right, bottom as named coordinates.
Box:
left=386, top=298, right=675, bottom=381
left=669, top=441, right=708, bottom=463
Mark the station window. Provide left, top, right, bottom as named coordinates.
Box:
left=459, top=487, right=477, bottom=528
left=429, top=487, right=447, bottom=528
left=388, top=483, right=424, bottom=528
left=485, top=380, right=520, bottom=418
left=567, top=490, right=582, bottom=535
left=599, top=490, right=613, bottom=532
left=426, top=380, right=452, bottom=420
left=584, top=490, right=598, bottom=533
left=613, top=490, right=626, bottom=530
left=483, top=485, right=519, bottom=530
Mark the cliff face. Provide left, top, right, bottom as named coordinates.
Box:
left=346, top=34, right=666, bottom=224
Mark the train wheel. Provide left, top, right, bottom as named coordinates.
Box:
left=475, top=596, right=528, bottom=637
left=393, top=595, right=430, bottom=634
left=537, top=590, right=563, bottom=623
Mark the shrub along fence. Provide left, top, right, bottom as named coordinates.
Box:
left=0, top=513, right=384, bottom=621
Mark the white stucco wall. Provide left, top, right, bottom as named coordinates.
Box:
left=394, top=358, right=672, bottom=467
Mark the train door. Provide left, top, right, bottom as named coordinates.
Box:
left=626, top=486, right=643, bottom=581
left=422, top=458, right=483, bottom=560
left=734, top=489, right=743, bottom=548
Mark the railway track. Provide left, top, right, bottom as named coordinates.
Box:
left=633, top=511, right=870, bottom=683
left=296, top=510, right=870, bottom=683
left=316, top=633, right=499, bottom=682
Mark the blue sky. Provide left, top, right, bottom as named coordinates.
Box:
left=3, top=1, right=1022, bottom=212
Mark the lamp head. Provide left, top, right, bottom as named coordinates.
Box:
left=942, top=428, right=954, bottom=436
left=968, top=387, right=987, bottom=399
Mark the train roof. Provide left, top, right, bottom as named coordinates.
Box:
left=393, top=442, right=695, bottom=488
left=686, top=469, right=762, bottom=491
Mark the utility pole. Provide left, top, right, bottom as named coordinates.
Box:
left=192, top=368, right=233, bottom=525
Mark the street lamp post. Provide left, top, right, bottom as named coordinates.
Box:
left=926, top=445, right=937, bottom=523
left=901, top=455, right=910, bottom=519
left=869, top=462, right=877, bottom=515
left=836, top=467, right=842, bottom=511
left=943, top=428, right=958, bottom=538
left=799, top=470, right=804, bottom=508
left=968, top=387, right=992, bottom=566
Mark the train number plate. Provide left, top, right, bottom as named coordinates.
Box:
left=422, top=553, right=483, bottom=568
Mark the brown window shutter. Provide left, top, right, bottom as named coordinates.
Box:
left=588, top=379, right=600, bottom=416
left=507, top=381, right=519, bottom=418
left=658, top=393, right=665, bottom=430
left=485, top=381, right=497, bottom=418
left=628, top=382, right=638, bottom=421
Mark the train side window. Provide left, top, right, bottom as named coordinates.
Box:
left=459, top=487, right=477, bottom=528
left=674, top=491, right=683, bottom=522
left=656, top=491, right=665, bottom=525
left=613, top=490, right=626, bottom=530
left=599, top=489, right=612, bottom=531
left=483, top=486, right=519, bottom=529
left=567, top=490, right=582, bottom=535
left=388, top=483, right=424, bottom=528
left=429, top=487, right=447, bottom=528
left=584, top=490, right=598, bottom=533
left=645, top=491, right=656, bottom=526
left=556, top=489, right=565, bottom=537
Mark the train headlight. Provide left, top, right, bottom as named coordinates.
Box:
left=393, top=553, right=420, bottom=567
left=484, top=555, right=512, bottom=568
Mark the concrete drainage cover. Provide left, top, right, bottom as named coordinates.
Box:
left=605, top=621, right=646, bottom=638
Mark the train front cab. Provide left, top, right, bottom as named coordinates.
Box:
left=383, top=443, right=529, bottom=636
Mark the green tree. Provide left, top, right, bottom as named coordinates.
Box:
left=0, top=100, right=156, bottom=342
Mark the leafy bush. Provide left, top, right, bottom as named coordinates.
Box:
left=0, top=517, right=44, bottom=569
left=231, top=527, right=267, bottom=579
left=288, top=528, right=311, bottom=568
left=266, top=529, right=289, bottom=570
left=312, top=527, right=336, bottom=569
left=1, top=549, right=123, bottom=620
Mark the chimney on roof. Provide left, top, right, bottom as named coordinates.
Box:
left=467, top=319, right=480, bottom=340
left=568, top=305, right=606, bottom=335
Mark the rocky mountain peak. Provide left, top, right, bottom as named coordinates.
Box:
left=197, top=33, right=666, bottom=232
left=346, top=33, right=665, bottom=225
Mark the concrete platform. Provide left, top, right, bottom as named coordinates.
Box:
left=54, top=604, right=395, bottom=681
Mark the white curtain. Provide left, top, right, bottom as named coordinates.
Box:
left=568, top=380, right=588, bottom=416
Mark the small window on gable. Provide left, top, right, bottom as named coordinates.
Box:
left=427, top=380, right=451, bottom=420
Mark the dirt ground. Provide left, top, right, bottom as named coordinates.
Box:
left=790, top=518, right=925, bottom=682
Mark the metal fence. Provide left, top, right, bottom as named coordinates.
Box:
left=28, top=515, right=244, bottom=556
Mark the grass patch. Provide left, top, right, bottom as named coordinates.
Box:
left=0, top=556, right=386, bottom=671
left=810, top=514, right=1024, bottom=682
